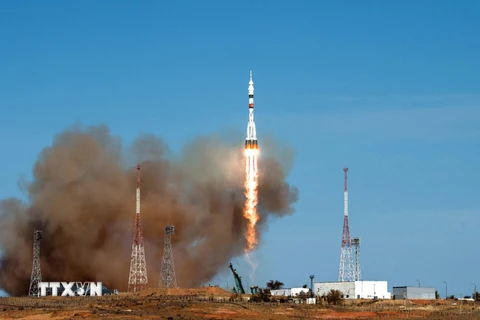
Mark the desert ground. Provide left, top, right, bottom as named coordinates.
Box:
left=0, top=288, right=479, bottom=319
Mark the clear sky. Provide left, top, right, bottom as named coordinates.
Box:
left=1, top=0, right=479, bottom=297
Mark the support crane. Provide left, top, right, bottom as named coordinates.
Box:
left=229, top=263, right=245, bottom=294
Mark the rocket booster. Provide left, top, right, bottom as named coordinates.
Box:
left=245, top=71, right=258, bottom=149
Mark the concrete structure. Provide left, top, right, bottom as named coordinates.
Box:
left=392, top=286, right=436, bottom=300
left=270, top=288, right=310, bottom=296
left=314, top=281, right=391, bottom=299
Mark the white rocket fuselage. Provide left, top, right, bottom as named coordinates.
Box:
left=245, top=71, right=258, bottom=149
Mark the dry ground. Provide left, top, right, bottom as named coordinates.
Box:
left=0, top=288, right=479, bottom=319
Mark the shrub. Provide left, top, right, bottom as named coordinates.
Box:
left=326, top=289, right=343, bottom=305
left=250, top=288, right=271, bottom=302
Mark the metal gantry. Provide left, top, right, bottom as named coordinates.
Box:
left=28, top=229, right=43, bottom=297
left=159, top=225, right=177, bottom=289
left=229, top=263, right=245, bottom=294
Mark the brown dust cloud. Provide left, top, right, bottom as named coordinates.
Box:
left=0, top=124, right=298, bottom=295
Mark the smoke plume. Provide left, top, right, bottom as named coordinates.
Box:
left=0, top=124, right=298, bottom=295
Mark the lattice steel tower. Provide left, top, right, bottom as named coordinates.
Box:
left=159, top=225, right=177, bottom=288
left=28, top=229, right=43, bottom=297
left=127, top=164, right=148, bottom=292
left=338, top=167, right=354, bottom=282
left=352, top=237, right=362, bottom=281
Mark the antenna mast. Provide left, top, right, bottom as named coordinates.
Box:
left=127, top=164, right=148, bottom=292
left=28, top=229, right=43, bottom=296
left=159, top=225, right=178, bottom=288
left=339, top=167, right=354, bottom=281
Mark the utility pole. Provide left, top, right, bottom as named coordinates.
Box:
left=416, top=279, right=420, bottom=287
left=443, top=281, right=448, bottom=299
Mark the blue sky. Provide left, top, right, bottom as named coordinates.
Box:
left=1, top=0, right=479, bottom=297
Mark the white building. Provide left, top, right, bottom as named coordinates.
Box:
left=314, top=281, right=391, bottom=300
left=270, top=287, right=310, bottom=296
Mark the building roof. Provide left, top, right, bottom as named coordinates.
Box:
left=393, top=286, right=436, bottom=289
left=314, top=280, right=388, bottom=284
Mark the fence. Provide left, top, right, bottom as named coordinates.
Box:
left=0, top=295, right=479, bottom=319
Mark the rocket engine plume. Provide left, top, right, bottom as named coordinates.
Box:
left=243, top=71, right=260, bottom=254
left=243, top=148, right=259, bottom=252
left=0, top=124, right=298, bottom=295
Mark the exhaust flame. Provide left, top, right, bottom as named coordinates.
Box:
left=243, top=147, right=259, bottom=253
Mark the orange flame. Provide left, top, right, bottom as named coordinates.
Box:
left=243, top=147, right=259, bottom=253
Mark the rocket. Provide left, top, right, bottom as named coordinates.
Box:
left=245, top=71, right=258, bottom=149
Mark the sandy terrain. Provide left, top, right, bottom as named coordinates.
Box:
left=0, top=288, right=479, bottom=319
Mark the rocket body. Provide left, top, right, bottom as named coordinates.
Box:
left=245, top=71, right=258, bottom=149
